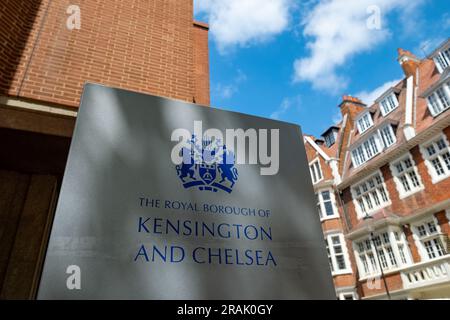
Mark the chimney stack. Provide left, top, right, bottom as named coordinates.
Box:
left=339, top=95, right=366, bottom=119
left=337, top=95, right=366, bottom=175
left=397, top=48, right=420, bottom=78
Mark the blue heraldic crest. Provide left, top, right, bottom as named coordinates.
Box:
left=175, top=135, right=238, bottom=193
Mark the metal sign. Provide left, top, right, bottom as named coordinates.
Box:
left=38, top=83, right=335, bottom=299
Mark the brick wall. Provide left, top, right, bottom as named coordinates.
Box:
left=0, top=0, right=41, bottom=94
left=304, top=141, right=334, bottom=181
left=193, top=21, right=210, bottom=106
left=0, top=0, right=209, bottom=107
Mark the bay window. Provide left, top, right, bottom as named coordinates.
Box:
left=352, top=172, right=390, bottom=218
left=355, top=230, right=411, bottom=278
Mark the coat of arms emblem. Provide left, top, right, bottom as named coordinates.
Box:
left=175, top=135, right=238, bottom=193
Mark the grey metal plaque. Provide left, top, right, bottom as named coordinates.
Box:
left=37, top=83, right=335, bottom=299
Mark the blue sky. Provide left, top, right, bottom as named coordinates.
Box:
left=194, top=0, right=450, bottom=137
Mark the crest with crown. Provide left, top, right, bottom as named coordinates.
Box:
left=175, top=135, right=238, bottom=193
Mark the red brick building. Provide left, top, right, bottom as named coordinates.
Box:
left=0, top=0, right=209, bottom=299
left=304, top=39, right=450, bottom=299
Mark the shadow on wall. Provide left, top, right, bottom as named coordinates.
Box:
left=0, top=0, right=43, bottom=95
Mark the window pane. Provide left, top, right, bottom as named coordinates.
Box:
left=417, top=225, right=426, bottom=237
left=428, top=94, right=442, bottom=115
left=336, top=255, right=346, bottom=270
left=324, top=201, right=334, bottom=216
left=443, top=152, right=450, bottom=171
left=436, top=87, right=450, bottom=110
left=432, top=158, right=444, bottom=175
left=315, top=161, right=323, bottom=179
left=408, top=171, right=420, bottom=187
left=378, top=250, right=388, bottom=268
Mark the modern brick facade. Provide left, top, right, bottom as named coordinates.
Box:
left=0, top=0, right=210, bottom=107
left=305, top=39, right=450, bottom=300
left=0, top=0, right=209, bottom=299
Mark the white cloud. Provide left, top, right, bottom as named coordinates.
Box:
left=213, top=69, right=247, bottom=99
left=293, top=0, right=423, bottom=93
left=194, top=0, right=292, bottom=52
left=270, top=95, right=301, bottom=120
left=355, top=78, right=402, bottom=106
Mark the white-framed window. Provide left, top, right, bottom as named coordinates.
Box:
left=426, top=82, right=450, bottom=117
left=324, top=131, right=337, bottom=148
left=380, top=93, right=399, bottom=116
left=309, top=158, right=323, bottom=184
left=412, top=218, right=446, bottom=260
left=419, top=133, right=450, bottom=183
left=433, top=46, right=450, bottom=73
left=325, top=233, right=352, bottom=275
left=379, top=124, right=396, bottom=148
left=350, top=126, right=396, bottom=168
left=356, top=112, right=374, bottom=134
left=389, top=153, right=424, bottom=198
left=351, top=135, right=382, bottom=167
left=354, top=229, right=411, bottom=278
left=352, top=172, right=390, bottom=219
left=316, top=189, right=339, bottom=220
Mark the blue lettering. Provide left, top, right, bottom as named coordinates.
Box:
left=208, top=248, right=221, bottom=264
left=261, top=227, right=272, bottom=241
left=244, top=225, right=258, bottom=240
left=182, top=220, right=192, bottom=236
left=153, top=218, right=162, bottom=234
left=170, top=246, right=185, bottom=263
left=255, top=250, right=263, bottom=265
left=138, top=217, right=150, bottom=233
left=235, top=249, right=244, bottom=265
left=134, top=244, right=149, bottom=261
left=217, top=223, right=231, bottom=238
left=245, top=249, right=253, bottom=265
left=266, top=251, right=277, bottom=266
left=166, top=219, right=180, bottom=235
left=233, top=224, right=242, bottom=239
left=193, top=247, right=205, bottom=264
left=152, top=245, right=167, bottom=262
left=224, top=248, right=233, bottom=265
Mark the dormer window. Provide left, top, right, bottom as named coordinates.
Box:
left=426, top=82, right=450, bottom=117
left=350, top=124, right=397, bottom=168
left=433, top=46, right=450, bottom=73
left=379, top=93, right=399, bottom=116
left=321, top=126, right=339, bottom=148
left=324, top=132, right=335, bottom=147
left=356, top=113, right=373, bottom=134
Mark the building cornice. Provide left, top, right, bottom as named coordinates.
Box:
left=0, top=95, right=77, bottom=117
